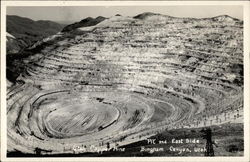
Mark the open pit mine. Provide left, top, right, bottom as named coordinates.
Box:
left=7, top=13, right=243, bottom=156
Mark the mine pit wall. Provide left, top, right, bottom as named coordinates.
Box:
left=7, top=66, right=244, bottom=155
left=8, top=83, right=242, bottom=154
left=11, top=76, right=243, bottom=125
left=16, top=49, right=243, bottom=129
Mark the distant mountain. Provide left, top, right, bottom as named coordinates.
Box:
left=211, top=15, right=241, bottom=22
left=61, top=16, right=106, bottom=32
left=133, top=12, right=162, bottom=19
left=134, top=12, right=242, bottom=22
left=7, top=15, right=65, bottom=54
left=55, top=20, right=74, bottom=25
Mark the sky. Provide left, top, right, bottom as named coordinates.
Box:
left=7, top=6, right=243, bottom=23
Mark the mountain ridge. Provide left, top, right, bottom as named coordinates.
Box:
left=61, top=12, right=242, bottom=33
left=61, top=16, right=106, bottom=32
left=7, top=15, right=65, bottom=54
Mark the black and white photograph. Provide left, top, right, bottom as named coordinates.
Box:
left=1, top=1, right=250, bottom=161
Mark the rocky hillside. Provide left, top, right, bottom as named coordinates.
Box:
left=61, top=16, right=106, bottom=32
left=7, top=15, right=65, bottom=54
left=21, top=13, right=243, bottom=87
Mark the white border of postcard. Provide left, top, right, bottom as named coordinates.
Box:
left=1, top=1, right=250, bottom=162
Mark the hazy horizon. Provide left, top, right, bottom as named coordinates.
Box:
left=7, top=6, right=243, bottom=23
